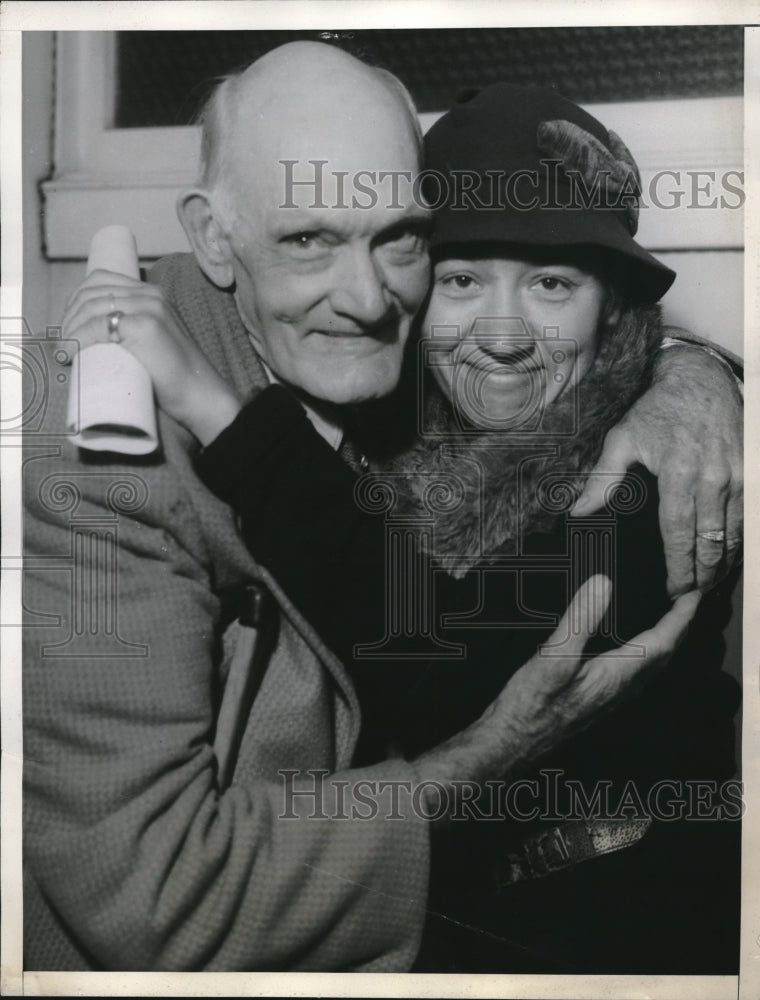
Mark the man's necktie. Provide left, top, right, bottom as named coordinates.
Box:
left=337, top=435, right=370, bottom=475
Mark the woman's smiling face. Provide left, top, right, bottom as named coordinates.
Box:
left=422, top=254, right=609, bottom=429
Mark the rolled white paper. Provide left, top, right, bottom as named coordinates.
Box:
left=67, top=344, right=158, bottom=454
left=67, top=226, right=158, bottom=454
left=86, top=225, right=141, bottom=281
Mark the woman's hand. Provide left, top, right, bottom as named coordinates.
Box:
left=62, top=269, right=242, bottom=445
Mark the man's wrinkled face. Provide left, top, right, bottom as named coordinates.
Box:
left=220, top=110, right=431, bottom=406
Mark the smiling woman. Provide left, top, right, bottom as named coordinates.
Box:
left=425, top=257, right=608, bottom=427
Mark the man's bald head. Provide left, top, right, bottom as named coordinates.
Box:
left=198, top=41, right=422, bottom=218
left=178, top=41, right=430, bottom=408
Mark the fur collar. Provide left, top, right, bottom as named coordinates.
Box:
left=385, top=303, right=663, bottom=577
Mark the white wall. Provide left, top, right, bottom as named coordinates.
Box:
left=659, top=251, right=744, bottom=357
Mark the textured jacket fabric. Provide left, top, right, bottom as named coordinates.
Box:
left=22, top=252, right=430, bottom=971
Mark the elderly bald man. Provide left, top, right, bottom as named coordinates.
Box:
left=24, top=41, right=741, bottom=972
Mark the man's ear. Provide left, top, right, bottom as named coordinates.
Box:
left=177, top=189, right=235, bottom=288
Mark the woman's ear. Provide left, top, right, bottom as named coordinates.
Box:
left=177, top=189, right=235, bottom=288
left=602, top=287, right=623, bottom=328
left=605, top=303, right=622, bottom=328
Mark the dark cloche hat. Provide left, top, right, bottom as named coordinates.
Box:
left=423, top=83, right=675, bottom=302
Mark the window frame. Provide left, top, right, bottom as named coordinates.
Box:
left=42, top=30, right=745, bottom=260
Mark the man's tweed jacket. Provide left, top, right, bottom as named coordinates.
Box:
left=22, top=253, right=430, bottom=971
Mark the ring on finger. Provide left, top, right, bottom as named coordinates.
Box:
left=696, top=529, right=726, bottom=543
left=107, top=310, right=125, bottom=344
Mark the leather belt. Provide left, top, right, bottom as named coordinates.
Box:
left=500, top=817, right=653, bottom=885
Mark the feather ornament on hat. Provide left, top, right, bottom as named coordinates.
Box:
left=537, top=119, right=641, bottom=235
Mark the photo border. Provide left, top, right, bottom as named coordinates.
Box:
left=2, top=3, right=757, bottom=998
